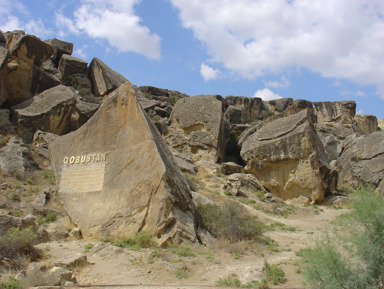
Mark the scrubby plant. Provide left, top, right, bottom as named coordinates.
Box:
left=171, top=246, right=195, bottom=257
left=0, top=227, right=41, bottom=269
left=216, top=275, right=241, bottom=287
left=0, top=276, right=21, bottom=289
left=196, top=202, right=264, bottom=242
left=175, top=267, right=189, bottom=279
left=300, top=186, right=384, bottom=289
left=42, top=170, right=55, bottom=184
left=263, top=260, right=286, bottom=285
left=114, top=231, right=156, bottom=250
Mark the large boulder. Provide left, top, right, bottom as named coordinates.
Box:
left=49, top=82, right=197, bottom=246
left=354, top=114, right=378, bottom=135
left=166, top=95, right=229, bottom=162
left=336, top=131, right=384, bottom=190
left=378, top=118, right=384, bottom=131
left=44, top=38, right=73, bottom=65
left=0, top=47, right=8, bottom=105
left=11, top=85, right=77, bottom=143
left=223, top=96, right=268, bottom=123
left=88, top=57, right=127, bottom=97
left=4, top=32, right=53, bottom=106
left=313, top=101, right=356, bottom=124
left=58, top=54, right=87, bottom=77
left=240, top=109, right=330, bottom=203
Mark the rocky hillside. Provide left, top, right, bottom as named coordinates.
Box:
left=1, top=30, right=384, bottom=287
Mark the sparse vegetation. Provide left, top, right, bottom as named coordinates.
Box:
left=42, top=170, right=55, bottom=184
left=0, top=276, right=21, bottom=289
left=300, top=186, right=384, bottom=289
left=196, top=202, right=264, bottom=242
left=84, top=243, right=94, bottom=252
left=0, top=227, right=41, bottom=269
left=171, top=246, right=195, bottom=257
left=113, top=231, right=156, bottom=250
left=175, top=267, right=189, bottom=279
left=216, top=274, right=241, bottom=287
left=263, top=260, right=286, bottom=285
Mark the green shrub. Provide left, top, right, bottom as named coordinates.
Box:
left=10, top=194, right=21, bottom=201
left=263, top=260, right=286, bottom=285
left=175, top=267, right=189, bottom=279
left=44, top=212, right=57, bottom=223
left=0, top=276, right=21, bottom=289
left=171, top=246, right=195, bottom=257
left=196, top=202, right=264, bottom=242
left=216, top=275, right=241, bottom=287
left=0, top=227, right=41, bottom=269
left=300, top=187, right=384, bottom=289
left=42, top=170, right=55, bottom=184
left=114, top=231, right=156, bottom=250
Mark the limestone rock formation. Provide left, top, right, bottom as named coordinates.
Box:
left=88, top=57, right=127, bottom=97
left=354, top=114, right=378, bottom=135
left=4, top=32, right=54, bottom=106
left=0, top=47, right=9, bottom=105
left=49, top=82, right=197, bottom=246
left=240, top=109, right=330, bottom=202
left=11, top=85, right=77, bottom=143
left=378, top=118, right=384, bottom=131
left=336, top=131, right=384, bottom=190
left=44, top=38, right=73, bottom=65
left=166, top=95, right=229, bottom=162
left=314, top=101, right=356, bottom=124
left=58, top=54, right=87, bottom=77
left=31, top=130, right=57, bottom=169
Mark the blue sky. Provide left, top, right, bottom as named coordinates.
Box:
left=1, top=0, right=384, bottom=118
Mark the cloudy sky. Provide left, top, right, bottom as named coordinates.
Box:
left=1, top=0, right=384, bottom=118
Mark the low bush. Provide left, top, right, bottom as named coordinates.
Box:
left=216, top=275, right=241, bottom=287
left=0, top=227, right=41, bottom=269
left=263, top=260, right=286, bottom=285
left=196, top=202, right=264, bottom=242
left=300, top=186, right=384, bottom=289
left=114, top=231, right=156, bottom=250
left=0, top=276, right=21, bottom=289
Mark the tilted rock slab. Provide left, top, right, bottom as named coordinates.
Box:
left=0, top=47, right=9, bottom=105
left=50, top=82, right=197, bottom=246
left=166, top=95, right=229, bottom=162
left=88, top=57, right=127, bottom=97
left=11, top=85, right=77, bottom=143
left=354, top=114, right=378, bottom=135
left=240, top=109, right=330, bottom=203
left=336, top=131, right=384, bottom=190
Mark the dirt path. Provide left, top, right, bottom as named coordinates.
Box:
left=37, top=202, right=346, bottom=288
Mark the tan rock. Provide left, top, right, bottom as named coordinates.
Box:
left=377, top=118, right=384, bottom=131
left=314, top=101, right=356, bottom=124
left=5, top=32, right=53, bottom=106
left=241, top=109, right=330, bottom=203
left=166, top=95, right=229, bottom=162
left=49, top=82, right=197, bottom=246
left=0, top=47, right=9, bottom=105
left=12, top=85, right=77, bottom=143
left=354, top=114, right=378, bottom=135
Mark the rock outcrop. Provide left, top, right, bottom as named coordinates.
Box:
left=354, top=114, right=378, bottom=135
left=314, top=101, right=356, bottom=124
left=11, top=85, right=77, bottom=143
left=240, top=109, right=330, bottom=202
left=88, top=57, right=127, bottom=97
left=166, top=95, right=229, bottom=162
left=0, top=47, right=8, bottom=105
left=336, top=131, right=384, bottom=190
left=49, top=82, right=197, bottom=246
left=4, top=31, right=54, bottom=106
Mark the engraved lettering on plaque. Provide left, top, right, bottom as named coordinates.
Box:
left=60, top=163, right=106, bottom=193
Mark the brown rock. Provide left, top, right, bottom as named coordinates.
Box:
left=44, top=38, right=73, bottom=65
left=221, top=162, right=243, bottom=175
left=314, top=101, right=356, bottom=124
left=4, top=32, right=53, bottom=106
left=336, top=131, right=384, bottom=190
left=49, top=82, right=197, bottom=246
left=240, top=109, right=330, bottom=202
left=378, top=118, right=384, bottom=131
left=88, top=57, right=127, bottom=97
left=354, top=114, right=378, bottom=135
left=31, top=130, right=57, bottom=169
left=58, top=54, right=87, bottom=77
left=0, top=47, right=9, bottom=105
left=11, top=85, right=77, bottom=143
left=166, top=95, right=229, bottom=162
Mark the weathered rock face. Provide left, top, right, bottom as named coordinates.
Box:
left=166, top=95, right=229, bottom=162
left=44, top=38, right=73, bottom=65
left=314, top=101, right=356, bottom=124
left=354, top=114, right=378, bottom=135
left=4, top=32, right=54, bottom=106
left=224, top=96, right=267, bottom=123
left=31, top=130, right=57, bottom=169
left=315, top=123, right=357, bottom=162
left=49, top=82, right=197, bottom=246
left=88, top=57, right=127, bottom=97
left=58, top=54, right=87, bottom=77
left=240, top=109, right=330, bottom=202
left=336, top=131, right=384, bottom=190
left=0, top=47, right=9, bottom=105
left=11, top=85, right=77, bottom=143
left=378, top=118, right=384, bottom=131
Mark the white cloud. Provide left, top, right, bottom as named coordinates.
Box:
left=56, top=0, right=161, bottom=59
left=55, top=12, right=80, bottom=36
left=73, top=45, right=88, bottom=59
left=252, top=88, right=282, bottom=101
left=264, top=76, right=290, bottom=88
left=25, top=18, right=51, bottom=37
left=200, top=63, right=220, bottom=81
left=356, top=109, right=365, bottom=115
left=170, top=0, right=384, bottom=88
